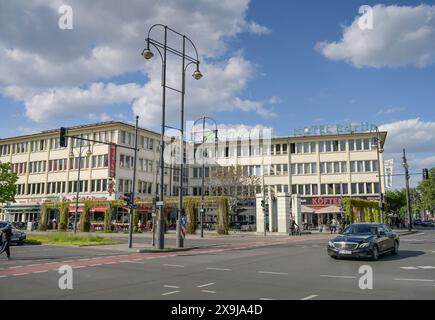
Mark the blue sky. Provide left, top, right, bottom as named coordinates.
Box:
left=0, top=0, right=434, bottom=187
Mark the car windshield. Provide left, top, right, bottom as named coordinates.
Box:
left=343, top=225, right=377, bottom=235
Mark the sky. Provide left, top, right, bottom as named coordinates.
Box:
left=0, top=0, right=434, bottom=188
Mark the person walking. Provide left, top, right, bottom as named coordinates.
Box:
left=330, top=218, right=337, bottom=234
left=0, top=224, right=13, bottom=260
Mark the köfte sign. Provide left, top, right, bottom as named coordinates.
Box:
left=302, top=196, right=380, bottom=205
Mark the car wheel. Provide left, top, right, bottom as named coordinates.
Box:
left=371, top=245, right=379, bottom=261
left=392, top=241, right=399, bottom=255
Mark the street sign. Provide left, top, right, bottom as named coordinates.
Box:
left=180, top=216, right=187, bottom=226
left=156, top=201, right=164, bottom=206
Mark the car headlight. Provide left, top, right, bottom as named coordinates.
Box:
left=328, top=241, right=335, bottom=248
left=359, top=242, right=371, bottom=248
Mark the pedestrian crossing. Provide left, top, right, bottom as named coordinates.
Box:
left=400, top=266, right=435, bottom=270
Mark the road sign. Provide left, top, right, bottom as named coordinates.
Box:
left=156, top=201, right=164, bottom=206
left=180, top=216, right=187, bottom=226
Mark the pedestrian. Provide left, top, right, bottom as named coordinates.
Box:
left=0, top=223, right=13, bottom=260
left=330, top=218, right=337, bottom=234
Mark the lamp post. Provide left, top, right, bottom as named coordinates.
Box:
left=143, top=24, right=202, bottom=249
left=69, top=139, right=92, bottom=234
left=192, top=117, right=218, bottom=238
left=372, top=127, right=384, bottom=223
left=402, top=149, right=412, bottom=232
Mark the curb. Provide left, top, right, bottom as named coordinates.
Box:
left=137, top=246, right=200, bottom=253
left=397, top=230, right=419, bottom=236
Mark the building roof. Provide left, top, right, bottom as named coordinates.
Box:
left=0, top=121, right=160, bottom=142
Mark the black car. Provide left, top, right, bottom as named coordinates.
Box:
left=0, top=222, right=27, bottom=245
left=327, top=223, right=399, bottom=261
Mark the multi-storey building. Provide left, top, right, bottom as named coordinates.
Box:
left=187, top=130, right=387, bottom=229
left=0, top=122, right=182, bottom=224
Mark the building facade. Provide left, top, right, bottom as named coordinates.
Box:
left=187, top=131, right=387, bottom=229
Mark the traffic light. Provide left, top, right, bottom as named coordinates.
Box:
left=59, top=127, right=68, bottom=147
left=122, top=192, right=133, bottom=206
left=423, top=168, right=430, bottom=181
left=261, top=200, right=265, bottom=208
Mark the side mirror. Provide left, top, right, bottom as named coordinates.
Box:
left=378, top=230, right=386, bottom=237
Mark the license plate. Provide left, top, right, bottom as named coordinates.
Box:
left=339, top=250, right=352, bottom=255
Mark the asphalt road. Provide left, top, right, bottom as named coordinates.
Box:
left=1, top=230, right=434, bottom=300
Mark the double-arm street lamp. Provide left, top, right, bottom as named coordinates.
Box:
left=143, top=24, right=202, bottom=249
left=191, top=117, right=218, bottom=238
left=372, top=126, right=385, bottom=223
left=69, top=140, right=92, bottom=234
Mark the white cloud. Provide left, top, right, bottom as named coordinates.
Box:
left=380, top=118, right=435, bottom=188
left=317, top=4, right=435, bottom=68
left=380, top=118, right=435, bottom=154
left=0, top=0, right=275, bottom=127
left=246, top=21, right=272, bottom=35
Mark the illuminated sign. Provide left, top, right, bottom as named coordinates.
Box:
left=294, top=122, right=378, bottom=137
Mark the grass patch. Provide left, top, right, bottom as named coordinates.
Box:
left=26, top=233, right=119, bottom=246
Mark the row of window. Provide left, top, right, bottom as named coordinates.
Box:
left=290, top=182, right=380, bottom=196
left=20, top=179, right=110, bottom=195
left=120, top=131, right=156, bottom=150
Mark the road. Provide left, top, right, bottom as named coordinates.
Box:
left=1, top=230, right=434, bottom=300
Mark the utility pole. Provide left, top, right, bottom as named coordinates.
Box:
left=402, top=149, right=412, bottom=232
left=128, top=116, right=139, bottom=248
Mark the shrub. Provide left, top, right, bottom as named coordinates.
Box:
left=103, top=208, right=111, bottom=233
left=58, top=205, right=69, bottom=231
left=80, top=205, right=91, bottom=232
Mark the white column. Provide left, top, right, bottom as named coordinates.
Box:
left=292, top=194, right=302, bottom=227
left=256, top=194, right=265, bottom=234
left=277, top=193, right=291, bottom=233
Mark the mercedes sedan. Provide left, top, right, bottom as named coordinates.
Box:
left=327, top=223, right=399, bottom=261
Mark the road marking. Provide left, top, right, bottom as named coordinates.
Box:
left=259, top=298, right=274, bottom=300
left=8, top=266, right=24, bottom=269
left=127, top=261, right=145, bottom=264
left=12, top=273, right=29, bottom=276
left=120, top=260, right=131, bottom=263
left=89, top=264, right=102, bottom=267
left=207, top=267, right=232, bottom=271
left=33, top=270, right=48, bottom=274
left=164, top=264, right=185, bottom=268
left=394, top=278, right=434, bottom=282
left=201, top=290, right=216, bottom=294
left=301, top=295, right=318, bottom=300
left=320, top=275, right=356, bottom=279
left=162, top=290, right=180, bottom=296
left=401, top=267, right=419, bottom=270
left=0, top=275, right=6, bottom=279
left=257, top=271, right=288, bottom=276
left=73, top=266, right=85, bottom=269
left=164, top=285, right=180, bottom=289
left=418, top=266, right=435, bottom=269
left=197, top=283, right=215, bottom=288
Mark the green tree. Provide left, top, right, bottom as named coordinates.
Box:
left=419, top=167, right=435, bottom=213
left=0, top=162, right=18, bottom=203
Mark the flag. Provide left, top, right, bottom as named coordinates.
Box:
left=384, top=159, right=394, bottom=190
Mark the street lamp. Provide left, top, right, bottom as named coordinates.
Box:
left=191, top=117, right=218, bottom=238
left=69, top=141, right=92, bottom=234
left=372, top=126, right=384, bottom=223
left=143, top=24, right=202, bottom=249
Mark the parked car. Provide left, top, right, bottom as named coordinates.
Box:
left=327, top=223, right=399, bottom=261
left=0, top=222, right=27, bottom=245
left=421, top=220, right=434, bottom=228
left=414, top=218, right=422, bottom=226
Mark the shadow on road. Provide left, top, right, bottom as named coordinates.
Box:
left=381, top=250, right=426, bottom=261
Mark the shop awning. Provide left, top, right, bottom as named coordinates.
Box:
left=315, top=205, right=342, bottom=214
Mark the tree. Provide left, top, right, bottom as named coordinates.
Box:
left=418, top=167, right=435, bottom=213
left=207, top=165, right=261, bottom=214
left=0, top=162, right=18, bottom=204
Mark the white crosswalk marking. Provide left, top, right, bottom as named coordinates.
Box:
left=401, top=267, right=419, bottom=270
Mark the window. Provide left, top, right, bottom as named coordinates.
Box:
left=341, top=162, right=347, bottom=173
left=355, top=139, right=362, bottom=151
left=298, top=185, right=304, bottom=195
left=312, top=184, right=318, bottom=195
left=297, top=163, right=303, bottom=175
left=305, top=184, right=311, bottom=195
left=275, top=144, right=281, bottom=155
left=349, top=140, right=355, bottom=151
left=334, top=162, right=340, bottom=173
left=311, top=163, right=317, bottom=174
left=335, top=184, right=342, bottom=195
left=372, top=160, right=379, bottom=172
left=363, top=139, right=370, bottom=150
left=304, top=163, right=310, bottom=175
left=321, top=184, right=327, bottom=195
left=303, top=142, right=310, bottom=154
left=327, top=162, right=333, bottom=174
left=310, top=142, right=317, bottom=153
left=290, top=143, right=296, bottom=154
left=339, top=140, right=346, bottom=152
left=366, top=183, right=373, bottom=194
left=358, top=183, right=365, bottom=195
left=296, top=143, right=303, bottom=154
left=351, top=183, right=357, bottom=195
left=374, top=183, right=380, bottom=194
left=327, top=184, right=334, bottom=195
left=343, top=184, right=349, bottom=195
left=325, top=141, right=332, bottom=152
left=282, top=144, right=288, bottom=155
left=290, top=164, right=296, bottom=174
left=350, top=161, right=356, bottom=173
left=365, top=160, right=371, bottom=172
left=333, top=141, right=339, bottom=152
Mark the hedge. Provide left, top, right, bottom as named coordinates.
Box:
left=216, top=197, right=229, bottom=235
left=104, top=208, right=111, bottom=233
left=343, top=198, right=386, bottom=224
left=58, top=205, right=69, bottom=231
left=79, top=205, right=91, bottom=232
